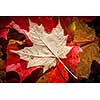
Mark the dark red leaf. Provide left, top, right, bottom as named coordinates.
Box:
left=80, top=17, right=96, bottom=22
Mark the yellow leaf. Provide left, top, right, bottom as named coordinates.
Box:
left=69, top=22, right=76, bottom=32
left=9, top=39, right=25, bottom=45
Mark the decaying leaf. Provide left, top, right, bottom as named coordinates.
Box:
left=11, top=19, right=73, bottom=74
left=76, top=42, right=100, bottom=78
left=72, top=17, right=100, bottom=78
left=73, top=17, right=96, bottom=46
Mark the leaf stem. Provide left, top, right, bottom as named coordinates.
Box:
left=58, top=59, right=78, bottom=79
left=36, top=31, right=78, bottom=79
left=74, top=38, right=100, bottom=46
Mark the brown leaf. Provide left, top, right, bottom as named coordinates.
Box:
left=72, top=17, right=100, bottom=78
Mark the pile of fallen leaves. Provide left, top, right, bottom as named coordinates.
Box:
left=0, top=16, right=100, bottom=83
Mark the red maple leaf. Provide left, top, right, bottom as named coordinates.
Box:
left=30, top=16, right=58, bottom=33
left=10, top=17, right=29, bottom=31
left=6, top=60, right=42, bottom=82
left=47, top=44, right=82, bottom=83
left=0, top=28, right=9, bottom=40
left=0, top=16, right=28, bottom=40
left=47, top=60, right=69, bottom=83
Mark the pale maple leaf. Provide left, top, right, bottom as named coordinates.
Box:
left=11, top=19, right=77, bottom=79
